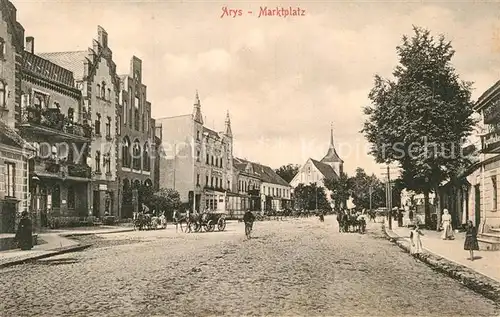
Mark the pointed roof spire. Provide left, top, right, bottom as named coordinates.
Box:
left=193, top=90, right=203, bottom=124
left=321, top=123, right=343, bottom=164
left=224, top=110, right=232, bottom=137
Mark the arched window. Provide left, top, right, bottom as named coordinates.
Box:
left=107, top=88, right=111, bottom=101
left=96, top=84, right=101, bottom=98
left=143, top=142, right=150, bottom=171
left=0, top=81, right=6, bottom=108
left=122, top=136, right=131, bottom=168
left=0, top=37, right=5, bottom=59
left=95, top=151, right=101, bottom=173
left=101, top=82, right=106, bottom=99
left=132, top=139, right=141, bottom=170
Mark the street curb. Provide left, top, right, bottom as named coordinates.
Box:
left=383, top=224, right=500, bottom=304
left=0, top=244, right=92, bottom=269
left=59, top=228, right=135, bottom=237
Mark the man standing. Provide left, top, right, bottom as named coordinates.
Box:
left=243, top=210, right=255, bottom=238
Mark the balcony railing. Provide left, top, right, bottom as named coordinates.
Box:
left=32, top=157, right=91, bottom=179
left=67, top=163, right=91, bottom=178
left=481, top=130, right=500, bottom=153
left=21, top=106, right=92, bottom=139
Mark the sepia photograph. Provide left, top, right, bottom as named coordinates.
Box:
left=0, top=0, right=499, bottom=316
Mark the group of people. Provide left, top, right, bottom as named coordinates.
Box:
left=336, top=209, right=367, bottom=233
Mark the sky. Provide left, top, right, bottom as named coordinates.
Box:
left=11, top=0, right=500, bottom=178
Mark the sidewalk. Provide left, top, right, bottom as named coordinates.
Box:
left=0, top=226, right=134, bottom=268
left=390, top=223, right=500, bottom=283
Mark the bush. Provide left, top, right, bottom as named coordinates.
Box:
left=47, top=216, right=96, bottom=229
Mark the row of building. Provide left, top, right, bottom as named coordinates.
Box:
left=0, top=0, right=293, bottom=231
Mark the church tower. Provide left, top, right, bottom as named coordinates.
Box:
left=193, top=90, right=203, bottom=124
left=320, top=123, right=343, bottom=176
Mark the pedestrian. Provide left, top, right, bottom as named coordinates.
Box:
left=409, top=223, right=423, bottom=255
left=397, top=209, right=403, bottom=227
left=15, top=211, right=33, bottom=250
left=464, top=220, right=479, bottom=261
left=441, top=209, right=454, bottom=240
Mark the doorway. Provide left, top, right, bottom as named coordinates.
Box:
left=93, top=190, right=100, bottom=217
left=474, top=184, right=481, bottom=228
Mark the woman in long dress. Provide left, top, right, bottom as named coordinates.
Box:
left=15, top=211, right=33, bottom=250
left=464, top=220, right=479, bottom=261
left=410, top=224, right=423, bottom=255
left=441, top=209, right=454, bottom=240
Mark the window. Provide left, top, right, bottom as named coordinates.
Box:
left=205, top=175, right=208, bottom=186
left=104, top=153, right=111, bottom=174
left=211, top=156, right=214, bottom=166
left=197, top=131, right=200, bottom=141
left=67, top=186, right=75, bottom=209
left=122, top=137, right=131, bottom=168
left=227, top=180, right=230, bottom=189
left=117, top=115, right=121, bottom=135
left=106, top=116, right=111, bottom=138
left=96, top=84, right=101, bottom=98
left=5, top=162, right=15, bottom=197
left=196, top=150, right=200, bottom=162
left=196, top=174, right=200, bottom=186
left=206, top=153, right=209, bottom=164
left=107, top=88, right=111, bottom=101
left=134, top=96, right=139, bottom=109
left=101, top=82, right=106, bottom=99
left=132, top=140, right=141, bottom=170
left=95, top=113, right=101, bottom=135
left=95, top=151, right=101, bottom=172
left=0, top=38, right=4, bottom=59
left=211, top=177, right=214, bottom=187
left=68, top=108, right=74, bottom=122
left=143, top=142, right=150, bottom=171
left=52, top=185, right=61, bottom=208
left=493, top=176, right=497, bottom=211
left=0, top=81, right=6, bottom=108
left=123, top=100, right=127, bottom=124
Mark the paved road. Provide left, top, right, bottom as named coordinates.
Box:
left=0, top=216, right=498, bottom=317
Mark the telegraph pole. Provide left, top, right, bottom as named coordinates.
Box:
left=315, top=186, right=318, bottom=210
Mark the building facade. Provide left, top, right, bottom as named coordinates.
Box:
left=290, top=126, right=343, bottom=208
left=40, top=26, right=121, bottom=218
left=117, top=56, right=156, bottom=218
left=157, top=92, right=233, bottom=213
left=0, top=0, right=33, bottom=233
left=229, top=158, right=262, bottom=216
left=18, top=36, right=92, bottom=227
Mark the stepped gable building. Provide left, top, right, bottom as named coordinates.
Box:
left=0, top=0, right=36, bottom=233
left=39, top=26, right=121, bottom=218
left=116, top=56, right=157, bottom=218
left=156, top=92, right=233, bottom=213
left=231, top=157, right=292, bottom=214
left=290, top=125, right=344, bottom=208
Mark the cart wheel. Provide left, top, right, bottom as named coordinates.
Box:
left=218, top=218, right=226, bottom=231
left=194, top=222, right=202, bottom=232
left=206, top=220, right=215, bottom=232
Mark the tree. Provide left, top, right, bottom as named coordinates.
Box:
left=293, top=183, right=330, bottom=211
left=324, top=172, right=352, bottom=211
left=362, top=26, right=476, bottom=229
left=349, top=167, right=385, bottom=210
left=275, top=164, right=300, bottom=183
left=150, top=188, right=181, bottom=220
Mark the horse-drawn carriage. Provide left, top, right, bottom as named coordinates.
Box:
left=188, top=212, right=227, bottom=232
left=133, top=212, right=167, bottom=231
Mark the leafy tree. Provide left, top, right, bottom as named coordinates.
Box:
left=349, top=167, right=386, bottom=210
left=324, top=172, right=352, bottom=211
left=150, top=188, right=182, bottom=220
left=362, top=26, right=476, bottom=229
left=275, top=164, right=300, bottom=183
left=293, top=183, right=330, bottom=211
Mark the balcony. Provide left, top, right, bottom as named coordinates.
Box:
left=19, top=106, right=92, bottom=142
left=67, top=163, right=91, bottom=179
left=481, top=130, right=500, bottom=153
left=31, top=157, right=91, bottom=180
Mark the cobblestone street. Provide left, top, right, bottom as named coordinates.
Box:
left=0, top=216, right=498, bottom=317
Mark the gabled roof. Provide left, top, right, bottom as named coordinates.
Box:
left=234, top=157, right=290, bottom=187
left=38, top=51, right=88, bottom=80
left=310, top=158, right=338, bottom=180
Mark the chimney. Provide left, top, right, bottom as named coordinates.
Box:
left=25, top=37, right=34, bottom=54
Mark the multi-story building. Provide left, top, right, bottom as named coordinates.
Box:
left=229, top=158, right=262, bottom=216
left=18, top=37, right=92, bottom=227
left=0, top=0, right=34, bottom=233
left=40, top=26, right=120, bottom=218
left=231, top=158, right=292, bottom=213
left=157, top=92, right=233, bottom=212
left=117, top=56, right=156, bottom=218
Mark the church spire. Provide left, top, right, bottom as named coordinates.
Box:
left=224, top=110, right=232, bottom=137
left=330, top=122, right=334, bottom=148
left=321, top=123, right=343, bottom=164
left=193, top=90, right=203, bottom=124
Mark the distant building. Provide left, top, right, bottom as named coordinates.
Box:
left=156, top=92, right=233, bottom=213
left=290, top=125, right=343, bottom=208
left=40, top=26, right=121, bottom=218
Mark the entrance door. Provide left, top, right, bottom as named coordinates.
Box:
left=474, top=184, right=481, bottom=228
left=93, top=190, right=100, bottom=217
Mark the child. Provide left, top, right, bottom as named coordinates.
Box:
left=410, top=223, right=424, bottom=255
left=464, top=220, right=479, bottom=261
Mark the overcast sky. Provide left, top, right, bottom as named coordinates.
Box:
left=12, top=0, right=500, bottom=178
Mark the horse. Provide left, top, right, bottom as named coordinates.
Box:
left=367, top=210, right=376, bottom=222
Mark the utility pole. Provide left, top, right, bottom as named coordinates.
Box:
left=173, top=142, right=176, bottom=190
left=315, top=186, right=318, bottom=210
